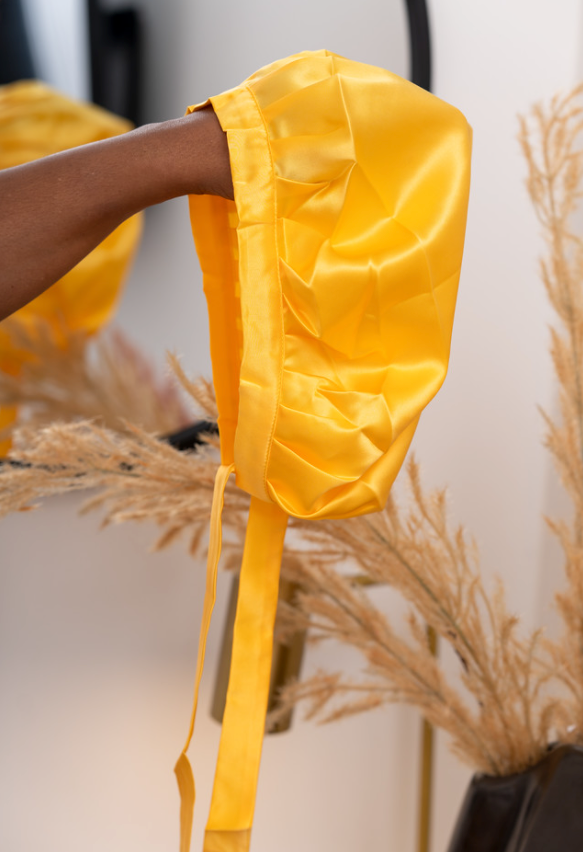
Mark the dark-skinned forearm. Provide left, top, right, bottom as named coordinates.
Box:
left=0, top=106, right=233, bottom=322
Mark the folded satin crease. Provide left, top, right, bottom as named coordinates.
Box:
left=179, top=49, right=472, bottom=851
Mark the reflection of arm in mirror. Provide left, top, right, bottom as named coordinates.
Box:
left=0, top=105, right=233, bottom=323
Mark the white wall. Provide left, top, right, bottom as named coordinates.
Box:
left=113, top=0, right=409, bottom=383
left=21, top=0, right=90, bottom=100
left=2, top=2, right=583, bottom=852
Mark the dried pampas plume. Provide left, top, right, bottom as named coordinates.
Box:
left=0, top=340, right=248, bottom=553
left=2, top=418, right=247, bottom=554
left=518, top=84, right=583, bottom=736
left=0, top=323, right=244, bottom=552
left=279, top=461, right=553, bottom=775
left=0, top=320, right=192, bottom=439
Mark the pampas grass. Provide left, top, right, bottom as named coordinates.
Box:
left=0, top=349, right=245, bottom=554
left=518, top=85, right=583, bottom=740
left=0, top=320, right=191, bottom=440
left=276, top=461, right=553, bottom=775
left=3, top=86, right=583, bottom=776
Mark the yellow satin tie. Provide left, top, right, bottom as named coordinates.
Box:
left=175, top=463, right=235, bottom=852
left=176, top=467, right=288, bottom=852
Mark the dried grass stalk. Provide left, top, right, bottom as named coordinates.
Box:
left=0, top=319, right=192, bottom=439
left=0, top=339, right=245, bottom=553
left=519, top=85, right=583, bottom=739
left=278, top=460, right=553, bottom=775
left=0, top=418, right=248, bottom=553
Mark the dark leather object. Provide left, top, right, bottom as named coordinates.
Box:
left=163, top=420, right=218, bottom=451
left=0, top=0, right=36, bottom=84
left=87, top=0, right=142, bottom=125
left=447, top=744, right=583, bottom=851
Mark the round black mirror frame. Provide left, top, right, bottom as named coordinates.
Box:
left=406, top=0, right=432, bottom=92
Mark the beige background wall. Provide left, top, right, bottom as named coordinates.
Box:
left=3, top=1, right=583, bottom=850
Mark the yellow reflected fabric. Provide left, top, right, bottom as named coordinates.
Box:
left=181, top=50, right=472, bottom=852
left=0, top=80, right=143, bottom=455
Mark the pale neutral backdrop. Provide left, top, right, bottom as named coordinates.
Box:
left=3, top=1, right=583, bottom=851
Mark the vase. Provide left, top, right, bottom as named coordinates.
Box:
left=211, top=575, right=306, bottom=733
left=447, top=744, right=583, bottom=851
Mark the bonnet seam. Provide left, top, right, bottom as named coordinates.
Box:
left=245, top=84, right=285, bottom=498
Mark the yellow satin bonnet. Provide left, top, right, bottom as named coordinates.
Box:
left=0, top=80, right=143, bottom=455
left=177, top=49, right=472, bottom=852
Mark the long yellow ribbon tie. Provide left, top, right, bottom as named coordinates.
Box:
left=175, top=462, right=235, bottom=852
left=204, top=496, right=288, bottom=852
left=175, top=466, right=289, bottom=852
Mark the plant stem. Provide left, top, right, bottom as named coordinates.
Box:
left=365, top=522, right=516, bottom=759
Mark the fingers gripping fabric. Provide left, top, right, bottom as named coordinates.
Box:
left=179, top=49, right=472, bottom=851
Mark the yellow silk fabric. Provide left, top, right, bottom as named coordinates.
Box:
left=0, top=80, right=143, bottom=455
left=189, top=50, right=472, bottom=520
left=181, top=50, right=472, bottom=852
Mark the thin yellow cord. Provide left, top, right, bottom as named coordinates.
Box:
left=175, top=463, right=235, bottom=852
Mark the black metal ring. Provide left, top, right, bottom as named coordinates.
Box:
left=405, top=0, right=432, bottom=92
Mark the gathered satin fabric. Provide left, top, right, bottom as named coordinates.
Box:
left=180, top=49, right=472, bottom=852
left=0, top=80, right=143, bottom=456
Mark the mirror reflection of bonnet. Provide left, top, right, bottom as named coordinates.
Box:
left=177, top=49, right=472, bottom=852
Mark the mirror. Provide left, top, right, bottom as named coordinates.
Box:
left=1, top=0, right=431, bottom=125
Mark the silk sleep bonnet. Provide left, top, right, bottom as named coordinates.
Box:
left=176, top=49, right=472, bottom=852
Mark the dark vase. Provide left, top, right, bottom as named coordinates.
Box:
left=447, top=744, right=583, bottom=852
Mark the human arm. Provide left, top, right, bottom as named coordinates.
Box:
left=0, top=105, right=233, bottom=322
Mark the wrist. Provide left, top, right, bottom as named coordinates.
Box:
left=133, top=108, right=233, bottom=204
